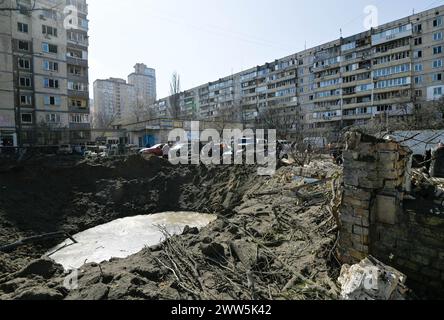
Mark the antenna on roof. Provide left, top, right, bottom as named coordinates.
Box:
left=340, top=28, right=343, bottom=38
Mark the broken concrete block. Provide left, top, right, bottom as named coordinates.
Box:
left=338, top=256, right=408, bottom=300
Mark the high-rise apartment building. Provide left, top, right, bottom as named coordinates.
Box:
left=128, top=63, right=156, bottom=106
left=0, top=0, right=90, bottom=147
left=93, top=63, right=156, bottom=128
left=149, top=5, right=444, bottom=139
left=93, top=78, right=135, bottom=127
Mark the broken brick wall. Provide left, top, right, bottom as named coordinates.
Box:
left=338, top=131, right=444, bottom=296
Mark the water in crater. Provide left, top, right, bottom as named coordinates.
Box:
left=46, top=212, right=217, bottom=270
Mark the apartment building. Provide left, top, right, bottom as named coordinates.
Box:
left=0, top=0, right=90, bottom=147
left=93, top=63, right=156, bottom=127
left=149, top=5, right=444, bottom=139
left=128, top=63, right=157, bottom=106
left=93, top=78, right=135, bottom=127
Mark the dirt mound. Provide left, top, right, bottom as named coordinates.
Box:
left=0, top=155, right=341, bottom=300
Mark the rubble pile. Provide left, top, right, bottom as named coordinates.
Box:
left=0, top=155, right=342, bottom=300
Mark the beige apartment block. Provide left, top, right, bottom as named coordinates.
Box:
left=148, top=5, right=444, bottom=141
left=0, top=0, right=90, bottom=147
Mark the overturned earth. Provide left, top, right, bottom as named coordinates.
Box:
left=0, top=155, right=341, bottom=300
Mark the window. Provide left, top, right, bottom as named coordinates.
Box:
left=68, top=81, right=87, bottom=91
left=46, top=114, right=60, bottom=123
left=42, top=25, right=58, bottom=37
left=42, top=42, right=58, bottom=53
left=434, top=87, right=443, bottom=96
left=43, top=60, right=59, bottom=72
left=433, top=32, right=443, bottom=41
left=43, top=78, right=59, bottom=89
left=414, top=24, right=422, bottom=33
left=433, top=59, right=443, bottom=68
left=19, top=77, right=31, bottom=87
left=433, top=73, right=442, bottom=81
left=68, top=65, right=83, bottom=75
left=18, top=41, right=29, bottom=51
left=18, top=58, right=30, bottom=69
left=414, top=50, right=422, bottom=59
left=21, top=113, right=32, bottom=124
left=414, top=76, right=423, bottom=84
left=374, top=63, right=411, bottom=77
left=414, top=64, right=423, bottom=72
left=414, top=37, right=422, bottom=46
left=69, top=114, right=89, bottom=124
left=44, top=96, right=61, bottom=105
left=70, top=99, right=86, bottom=108
left=433, top=17, right=443, bottom=27
left=433, top=46, right=443, bottom=55
left=415, top=90, right=423, bottom=97
left=17, top=22, right=28, bottom=33
left=41, top=9, right=57, bottom=20
left=67, top=49, right=83, bottom=59
left=20, top=95, right=32, bottom=105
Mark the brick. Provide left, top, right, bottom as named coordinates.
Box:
left=352, top=242, right=369, bottom=253
left=379, top=151, right=399, bottom=163
left=343, top=197, right=370, bottom=209
left=358, top=178, right=384, bottom=189
left=378, top=142, right=400, bottom=152
left=351, top=234, right=370, bottom=245
left=353, top=225, right=369, bottom=236
left=354, top=208, right=370, bottom=218
left=349, top=248, right=368, bottom=261
left=375, top=195, right=398, bottom=225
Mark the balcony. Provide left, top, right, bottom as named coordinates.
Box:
left=66, top=56, right=88, bottom=67
left=68, top=90, right=89, bottom=99
left=69, top=123, right=90, bottom=131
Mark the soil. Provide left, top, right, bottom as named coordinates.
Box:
left=0, top=154, right=341, bottom=300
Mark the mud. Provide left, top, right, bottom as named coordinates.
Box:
left=0, top=155, right=341, bottom=300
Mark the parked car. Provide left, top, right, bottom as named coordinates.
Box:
left=139, top=144, right=165, bottom=156
left=57, top=144, right=73, bottom=155
left=170, top=142, right=201, bottom=163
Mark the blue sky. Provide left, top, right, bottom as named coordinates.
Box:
left=88, top=0, right=444, bottom=98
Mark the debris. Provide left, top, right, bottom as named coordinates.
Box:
left=338, top=256, right=409, bottom=300
left=0, top=232, right=77, bottom=253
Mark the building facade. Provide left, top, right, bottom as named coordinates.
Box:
left=128, top=63, right=156, bottom=106
left=149, top=6, right=444, bottom=140
left=0, top=0, right=90, bottom=147
left=93, top=78, right=135, bottom=127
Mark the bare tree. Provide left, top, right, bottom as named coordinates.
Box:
left=355, top=97, right=444, bottom=135
left=168, top=72, right=181, bottom=119
left=35, top=120, right=68, bottom=146
left=93, top=109, right=118, bottom=129
left=255, top=104, right=302, bottom=140
left=212, top=99, right=244, bottom=132
left=129, top=97, right=155, bottom=123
